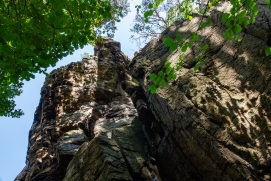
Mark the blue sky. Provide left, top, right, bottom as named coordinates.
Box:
left=0, top=1, right=142, bottom=180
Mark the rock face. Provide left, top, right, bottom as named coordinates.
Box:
left=15, top=39, right=159, bottom=181
left=129, top=1, right=271, bottom=181
left=16, top=2, right=271, bottom=181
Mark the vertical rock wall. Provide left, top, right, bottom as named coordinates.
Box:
left=129, top=1, right=271, bottom=181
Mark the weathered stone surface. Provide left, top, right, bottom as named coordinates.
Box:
left=15, top=38, right=160, bottom=181
left=63, top=134, right=133, bottom=181
left=63, top=117, right=154, bottom=181
left=129, top=2, right=271, bottom=181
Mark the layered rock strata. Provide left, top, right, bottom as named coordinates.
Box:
left=15, top=39, right=160, bottom=181
left=129, top=1, right=271, bottom=181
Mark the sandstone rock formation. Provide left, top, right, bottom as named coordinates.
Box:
left=15, top=39, right=160, bottom=181
left=129, top=1, right=271, bottom=181
left=16, top=1, right=271, bottom=181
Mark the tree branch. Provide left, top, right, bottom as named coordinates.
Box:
left=153, top=9, right=168, bottom=27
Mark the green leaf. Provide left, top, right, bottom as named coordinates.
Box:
left=230, top=0, right=237, bottom=5
left=244, top=0, right=253, bottom=7
left=148, top=4, right=153, bottom=8
left=237, top=18, right=245, bottom=25
left=244, top=19, right=250, bottom=28
left=194, top=64, right=200, bottom=71
left=252, top=8, right=259, bottom=16
left=224, top=28, right=234, bottom=39
left=237, top=36, right=243, bottom=42
left=178, top=60, right=183, bottom=67
left=158, top=71, right=164, bottom=76
left=166, top=75, right=172, bottom=81
left=150, top=87, right=157, bottom=94
left=201, top=44, right=209, bottom=51
left=176, top=65, right=180, bottom=71
left=232, top=24, right=242, bottom=34
left=181, top=45, right=188, bottom=52
left=171, top=74, right=177, bottom=80
left=150, top=73, right=157, bottom=80
left=226, top=17, right=235, bottom=26
left=221, top=13, right=230, bottom=23
left=170, top=43, right=178, bottom=51
left=188, top=16, right=193, bottom=20
left=29, top=74, right=35, bottom=79
left=187, top=42, right=193, bottom=48
left=176, top=34, right=182, bottom=42
left=164, top=37, right=173, bottom=46
left=201, top=22, right=208, bottom=28
left=148, top=85, right=154, bottom=91
left=154, top=76, right=161, bottom=85
left=161, top=79, right=167, bottom=87
left=200, top=59, right=205, bottom=65
left=191, top=32, right=199, bottom=42
left=144, top=11, right=149, bottom=18
left=166, top=67, right=173, bottom=75
left=265, top=46, right=271, bottom=56
left=237, top=10, right=246, bottom=19
left=251, top=17, right=255, bottom=23
left=164, top=61, right=171, bottom=68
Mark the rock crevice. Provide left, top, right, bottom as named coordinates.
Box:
left=16, top=38, right=160, bottom=181
left=16, top=2, right=271, bottom=180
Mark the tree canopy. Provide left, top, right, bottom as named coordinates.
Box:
left=0, top=0, right=129, bottom=117
left=0, top=0, right=270, bottom=118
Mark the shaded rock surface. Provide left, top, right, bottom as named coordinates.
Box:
left=15, top=39, right=159, bottom=181
left=129, top=1, right=271, bottom=181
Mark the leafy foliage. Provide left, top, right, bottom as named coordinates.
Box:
left=148, top=61, right=177, bottom=93
left=130, top=0, right=187, bottom=47
left=266, top=46, right=271, bottom=56
left=145, top=0, right=271, bottom=94
left=0, top=81, right=23, bottom=118
left=130, top=0, right=166, bottom=47
left=0, top=0, right=129, bottom=117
